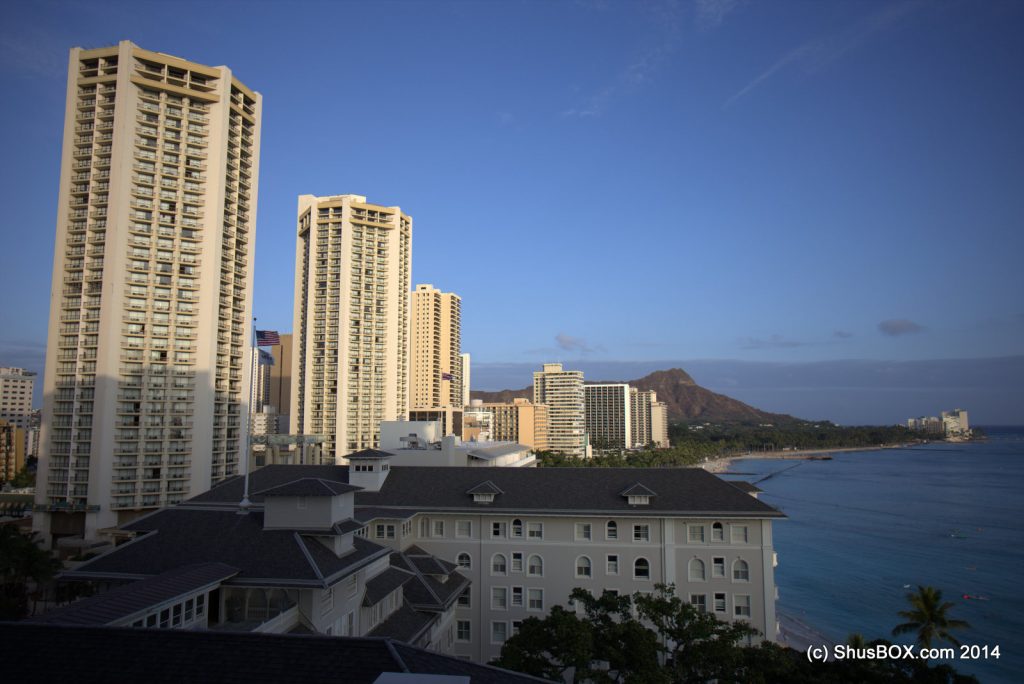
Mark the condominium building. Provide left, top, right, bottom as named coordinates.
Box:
left=0, top=367, right=36, bottom=457
left=36, top=41, right=261, bottom=541
left=532, top=363, right=587, bottom=458
left=463, top=400, right=493, bottom=442
left=268, top=333, right=292, bottom=432
left=485, top=398, right=549, bottom=451
left=249, top=348, right=273, bottom=415
left=630, top=388, right=669, bottom=449
left=290, top=195, right=411, bottom=461
left=409, top=284, right=462, bottom=410
left=460, top=352, right=471, bottom=408
left=584, top=384, right=632, bottom=451
left=0, top=419, right=26, bottom=482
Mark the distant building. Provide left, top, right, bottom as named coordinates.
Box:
left=585, top=384, right=632, bottom=450
left=0, top=419, right=26, bottom=482
left=379, top=421, right=536, bottom=468
left=408, top=407, right=463, bottom=438
left=460, top=352, right=471, bottom=408
left=268, top=333, right=292, bottom=433
left=463, top=400, right=493, bottom=442
left=0, top=367, right=35, bottom=457
left=532, top=363, right=587, bottom=458
left=630, top=388, right=669, bottom=448
left=249, top=348, right=273, bottom=415
left=484, top=399, right=549, bottom=451
left=409, top=284, right=462, bottom=410
left=941, top=409, right=970, bottom=437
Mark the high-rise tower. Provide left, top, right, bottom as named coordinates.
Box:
left=35, top=41, right=261, bottom=540
left=290, top=195, right=411, bottom=462
left=532, top=363, right=587, bottom=457
left=409, top=284, right=462, bottom=410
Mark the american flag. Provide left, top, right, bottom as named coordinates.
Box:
left=441, top=372, right=454, bottom=381
left=255, top=330, right=281, bottom=347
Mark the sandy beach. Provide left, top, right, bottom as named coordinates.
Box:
left=699, top=444, right=911, bottom=474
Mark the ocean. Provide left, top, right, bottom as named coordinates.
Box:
left=722, top=427, right=1024, bottom=684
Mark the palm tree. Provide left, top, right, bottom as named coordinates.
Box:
left=892, top=585, right=970, bottom=648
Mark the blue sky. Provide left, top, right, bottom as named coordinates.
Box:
left=1, top=0, right=1021, bottom=421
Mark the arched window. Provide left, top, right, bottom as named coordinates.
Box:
left=634, top=557, right=650, bottom=580
left=688, top=558, right=706, bottom=581
left=712, top=522, right=724, bottom=542
left=491, top=553, right=507, bottom=575
left=456, top=552, right=472, bottom=569
left=733, top=559, right=749, bottom=582
left=575, top=556, right=592, bottom=578
left=527, top=554, right=544, bottom=577
left=606, top=520, right=618, bottom=540
left=511, top=518, right=523, bottom=538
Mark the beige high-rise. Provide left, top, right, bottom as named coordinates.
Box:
left=485, top=398, right=549, bottom=450
left=36, top=41, right=261, bottom=541
left=630, top=388, right=670, bottom=448
left=533, top=363, right=587, bottom=457
left=290, top=195, right=411, bottom=461
left=409, top=284, right=462, bottom=410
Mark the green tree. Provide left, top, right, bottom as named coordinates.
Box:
left=491, top=605, right=595, bottom=682
left=892, top=586, right=970, bottom=648
left=0, top=527, right=62, bottom=619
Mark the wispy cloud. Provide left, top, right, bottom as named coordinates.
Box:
left=724, top=0, right=924, bottom=108
left=694, top=0, right=739, bottom=31
left=562, top=1, right=685, bottom=118
left=737, top=334, right=803, bottom=350
left=556, top=333, right=603, bottom=354
left=833, top=330, right=854, bottom=339
left=878, top=319, right=925, bottom=337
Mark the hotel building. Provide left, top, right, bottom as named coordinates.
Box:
left=409, top=284, right=462, bottom=410
left=0, top=367, right=36, bottom=457
left=532, top=363, right=587, bottom=458
left=484, top=399, right=549, bottom=451
left=584, top=384, right=632, bottom=451
left=290, top=195, right=411, bottom=462
left=630, top=388, right=669, bottom=449
left=35, top=41, right=261, bottom=541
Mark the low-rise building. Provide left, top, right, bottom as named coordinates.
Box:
left=484, top=399, right=549, bottom=451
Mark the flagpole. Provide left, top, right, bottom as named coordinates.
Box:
left=239, top=317, right=255, bottom=513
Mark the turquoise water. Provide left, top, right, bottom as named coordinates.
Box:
left=723, top=427, right=1024, bottom=683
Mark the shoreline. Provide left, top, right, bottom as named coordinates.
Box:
left=698, top=443, right=915, bottom=474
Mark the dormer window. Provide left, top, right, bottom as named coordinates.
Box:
left=621, top=483, right=656, bottom=506
left=467, top=480, right=503, bottom=504
left=474, top=492, right=495, bottom=503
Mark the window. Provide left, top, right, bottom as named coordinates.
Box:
left=714, top=592, right=727, bottom=613
left=375, top=524, right=395, bottom=539
left=457, top=588, right=471, bottom=608
left=511, top=518, right=523, bottom=538
left=511, top=586, right=524, bottom=607
left=606, top=554, right=619, bottom=575
left=606, top=520, right=618, bottom=539
left=527, top=555, right=543, bottom=577
left=492, top=587, right=508, bottom=609
left=690, top=594, right=707, bottom=613
left=492, top=553, right=507, bottom=575
left=491, top=521, right=506, bottom=538
left=456, top=520, right=472, bottom=538
left=511, top=552, right=523, bottom=573
left=512, top=620, right=523, bottom=635
left=528, top=589, right=544, bottom=611
left=457, top=620, right=471, bottom=642
left=688, top=525, right=705, bottom=543
left=733, top=559, right=750, bottom=582
left=320, top=587, right=334, bottom=615
left=731, top=525, right=749, bottom=544
left=576, top=556, right=592, bottom=578
left=527, top=522, right=543, bottom=539
left=456, top=552, right=472, bottom=569
left=575, top=523, right=592, bottom=541
left=712, top=522, right=725, bottom=541
left=419, top=518, right=430, bottom=537
left=735, top=595, right=751, bottom=617
left=491, top=621, right=508, bottom=643
left=712, top=557, right=725, bottom=578
left=432, top=520, right=445, bottom=537
left=688, top=558, right=706, bottom=581
left=634, top=558, right=650, bottom=580
left=633, top=524, right=650, bottom=542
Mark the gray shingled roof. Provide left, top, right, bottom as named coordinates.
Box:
left=65, top=508, right=388, bottom=587
left=620, top=483, right=657, bottom=497
left=189, top=465, right=351, bottom=505
left=466, top=480, right=503, bottom=495
left=394, top=549, right=470, bottom=611
left=348, top=448, right=395, bottom=460
left=729, top=481, right=763, bottom=494
left=255, top=478, right=360, bottom=498
left=366, top=602, right=437, bottom=643
left=0, top=624, right=549, bottom=683
left=29, top=563, right=238, bottom=626
left=353, top=507, right=417, bottom=523
left=362, top=567, right=414, bottom=607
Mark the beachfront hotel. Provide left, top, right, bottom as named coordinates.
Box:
left=289, top=194, right=412, bottom=462
left=533, top=363, right=588, bottom=457
left=35, top=41, right=261, bottom=542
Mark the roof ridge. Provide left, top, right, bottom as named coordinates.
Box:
left=292, top=532, right=324, bottom=584
left=383, top=638, right=410, bottom=672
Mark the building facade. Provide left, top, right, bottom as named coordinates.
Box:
left=485, top=399, right=549, bottom=451
left=0, top=419, right=26, bottom=482
left=249, top=348, right=273, bottom=415
left=290, top=195, right=411, bottom=461
left=409, top=284, right=462, bottom=411
left=35, top=41, right=261, bottom=541
left=460, top=352, right=471, bottom=408
left=584, top=384, right=632, bottom=451
left=532, top=363, right=587, bottom=458
left=268, top=333, right=292, bottom=433
left=0, top=367, right=36, bottom=457
left=630, top=388, right=669, bottom=449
